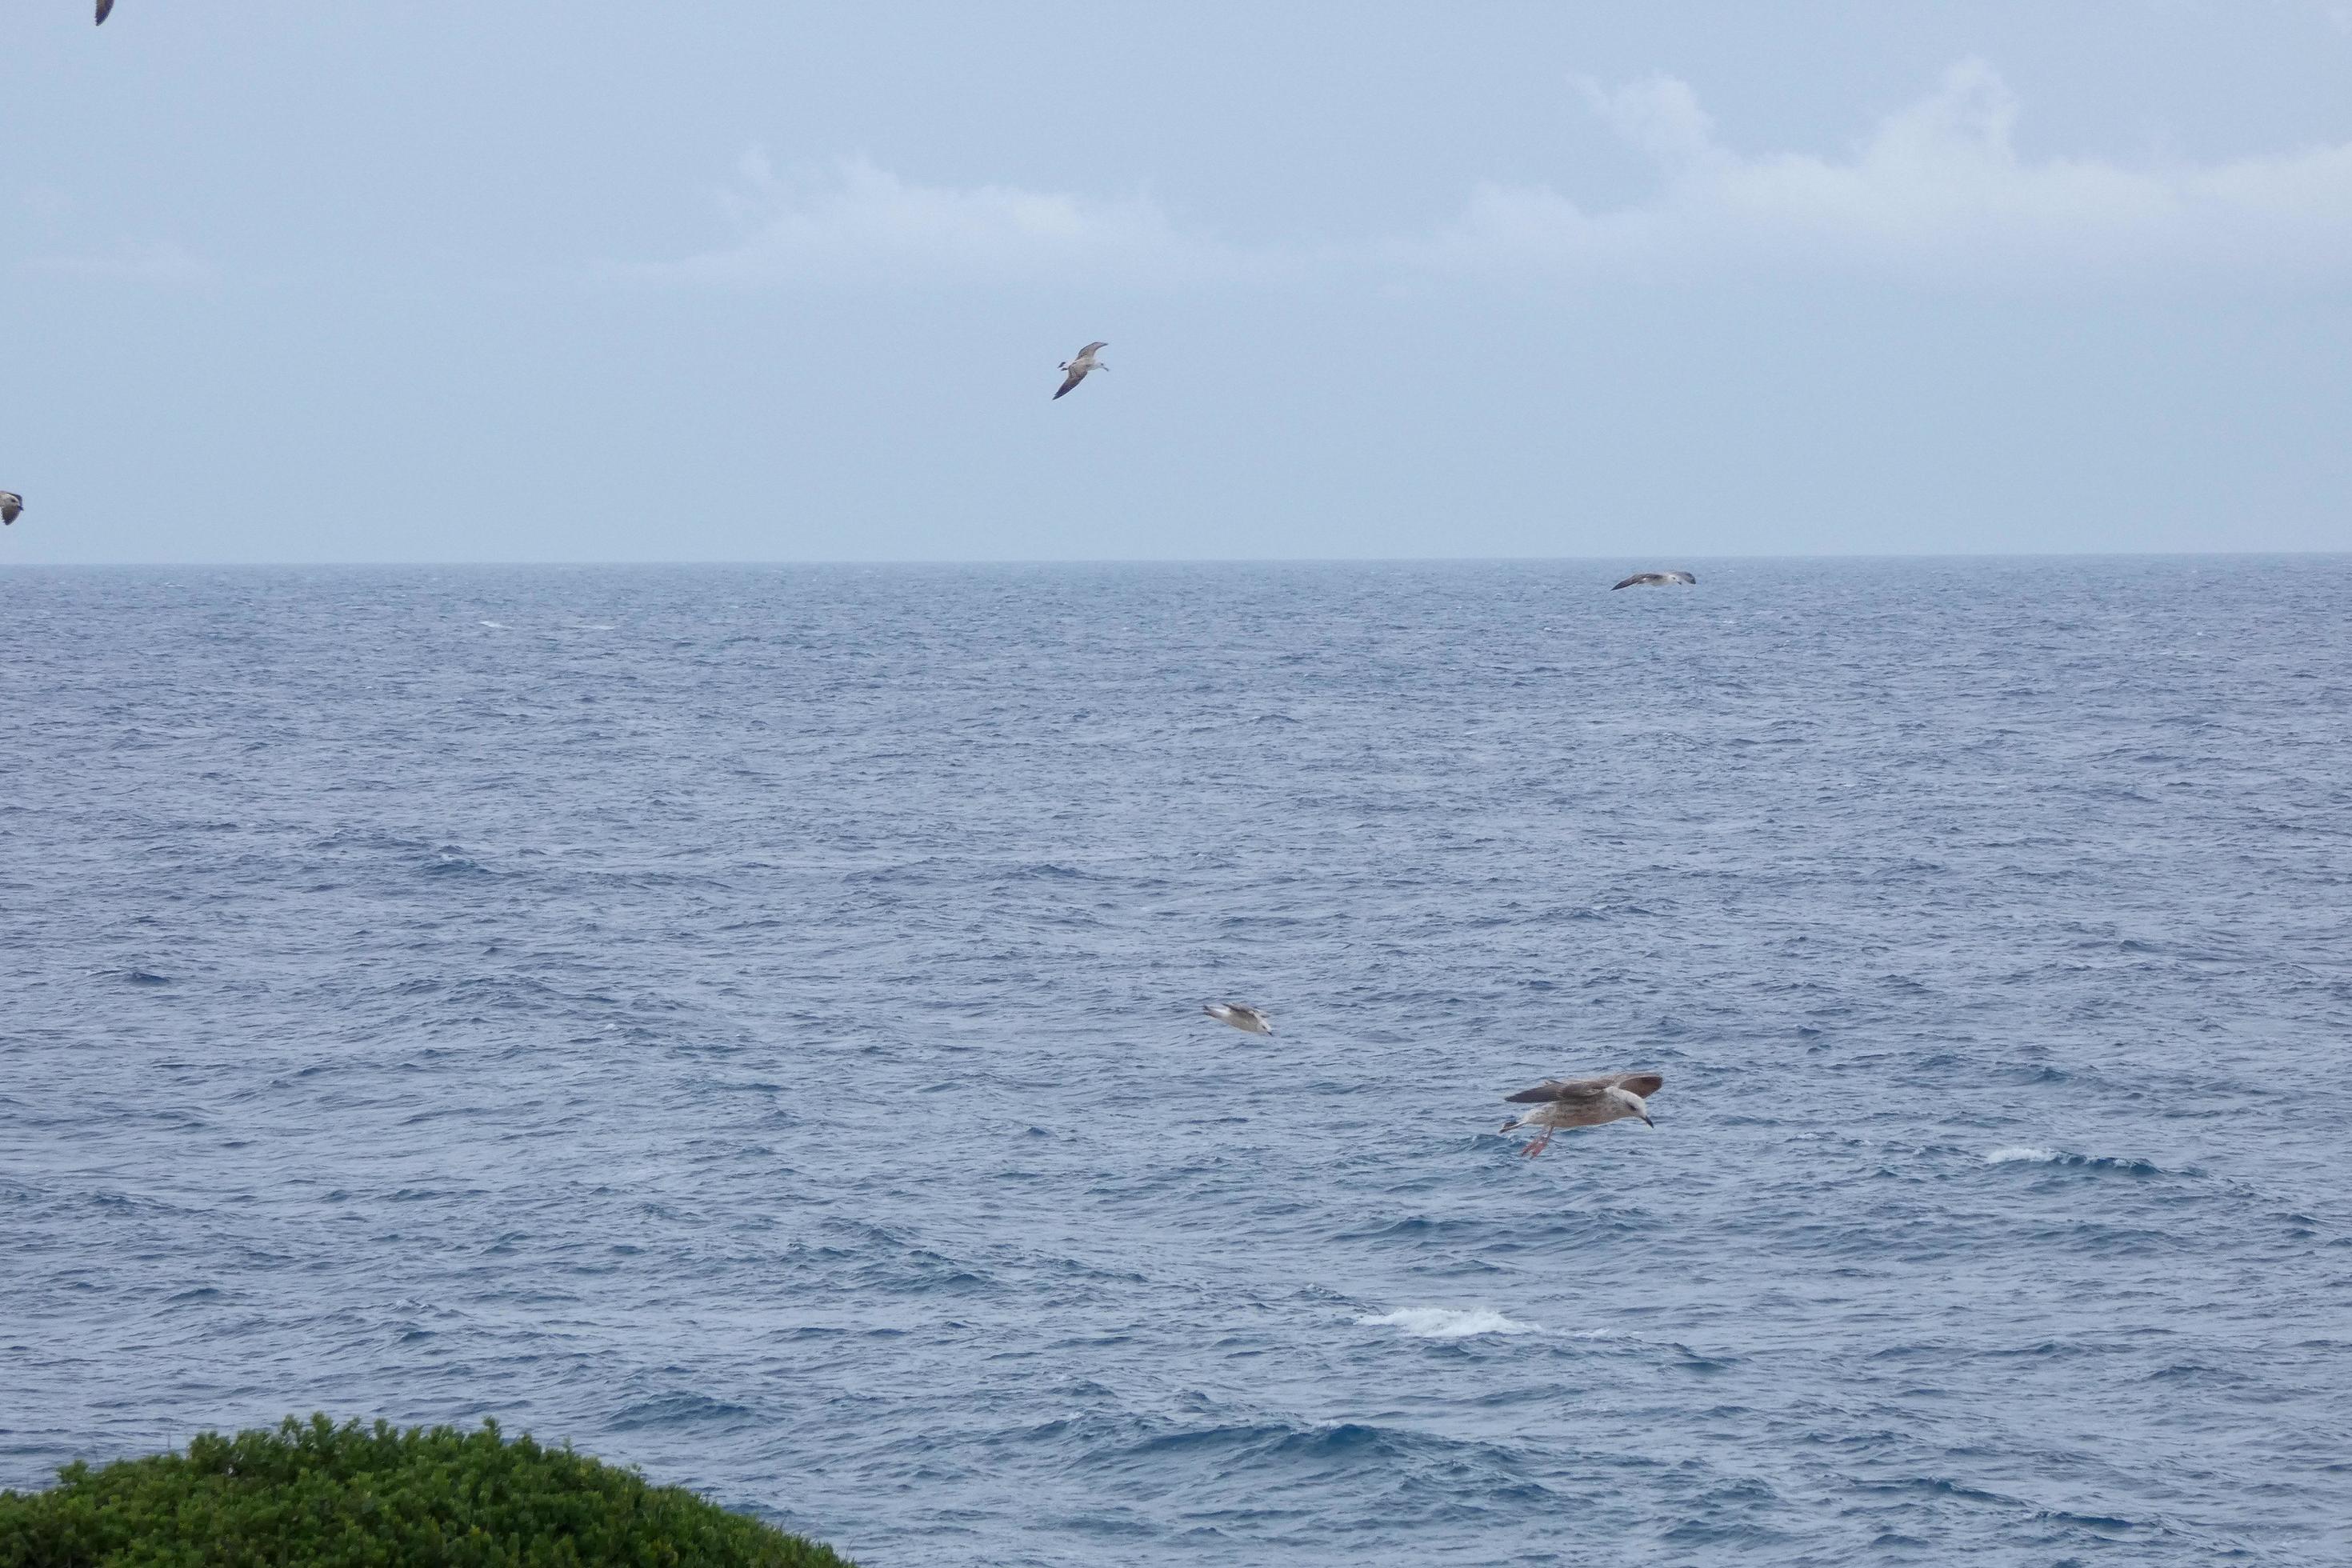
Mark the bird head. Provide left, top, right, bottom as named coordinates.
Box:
left=1606, top=1086, right=1654, bottom=1127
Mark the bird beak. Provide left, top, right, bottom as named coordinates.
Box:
left=1643, top=1116, right=1655, bottom=1128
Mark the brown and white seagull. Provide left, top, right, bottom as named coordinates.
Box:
left=1053, top=342, right=1108, bottom=400
left=1611, top=571, right=1697, bottom=590
left=1499, top=1071, right=1662, bottom=1156
left=0, top=492, right=22, bottom=526
left=1202, top=1002, right=1272, bottom=1036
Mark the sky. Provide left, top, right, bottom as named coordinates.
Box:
left=5, top=1, right=2352, bottom=563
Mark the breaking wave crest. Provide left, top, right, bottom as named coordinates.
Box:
left=1356, top=1306, right=1542, bottom=1339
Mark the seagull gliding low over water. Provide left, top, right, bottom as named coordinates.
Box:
left=1202, top=1002, right=1272, bottom=1035
left=1611, top=571, right=1698, bottom=590
left=1499, top=1072, right=1663, bottom=1156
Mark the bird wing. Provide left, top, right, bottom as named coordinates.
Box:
left=1610, top=574, right=1648, bottom=590
left=1506, top=1078, right=1610, bottom=1105
left=1053, top=366, right=1088, bottom=398
left=1506, top=1072, right=1662, bottom=1104
left=97, top=0, right=114, bottom=22
left=1075, top=342, right=1108, bottom=357
left=0, top=497, right=19, bottom=525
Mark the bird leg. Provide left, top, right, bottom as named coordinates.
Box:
left=1520, top=1130, right=1552, bottom=1158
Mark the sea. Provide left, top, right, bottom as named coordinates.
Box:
left=2, top=557, right=2348, bottom=1566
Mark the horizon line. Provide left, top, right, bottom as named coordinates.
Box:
left=4, top=548, right=2349, bottom=570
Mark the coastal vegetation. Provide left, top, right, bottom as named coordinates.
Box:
left=0, top=1414, right=850, bottom=1567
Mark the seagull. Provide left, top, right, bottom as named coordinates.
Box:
left=0, top=493, right=21, bottom=526
left=1499, top=1072, right=1662, bottom=1157
left=1611, top=571, right=1697, bottom=590
left=97, top=0, right=114, bottom=23
left=1053, top=342, right=1108, bottom=400
left=1202, top=1002, right=1272, bottom=1036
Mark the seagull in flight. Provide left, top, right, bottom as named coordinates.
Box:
left=1202, top=1002, right=1272, bottom=1036
left=1054, top=342, right=1108, bottom=400
left=0, top=493, right=22, bottom=526
left=1499, top=1072, right=1662, bottom=1156
left=1611, top=571, right=1698, bottom=590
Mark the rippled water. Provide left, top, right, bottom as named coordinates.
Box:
left=4, top=558, right=2350, bottom=1565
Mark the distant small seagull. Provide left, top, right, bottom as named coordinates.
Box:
left=1203, top=1002, right=1272, bottom=1036
left=0, top=493, right=21, bottom=526
left=97, top=0, right=114, bottom=23
left=1053, top=342, right=1108, bottom=400
left=1499, top=1072, right=1662, bottom=1157
left=1611, top=571, right=1697, bottom=590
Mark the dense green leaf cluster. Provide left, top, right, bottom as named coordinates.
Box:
left=0, top=1414, right=852, bottom=1568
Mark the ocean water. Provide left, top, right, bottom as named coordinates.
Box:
left=3, top=557, right=2350, bottom=1566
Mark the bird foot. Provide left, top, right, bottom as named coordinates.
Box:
left=1520, top=1134, right=1551, bottom=1158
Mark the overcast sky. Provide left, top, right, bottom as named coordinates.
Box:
left=6, top=2, right=2352, bottom=563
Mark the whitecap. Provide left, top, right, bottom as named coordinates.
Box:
left=1356, top=1306, right=1540, bottom=1339
left=1983, top=1145, right=2059, bottom=1164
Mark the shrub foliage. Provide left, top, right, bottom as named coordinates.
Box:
left=0, top=1414, right=853, bottom=1567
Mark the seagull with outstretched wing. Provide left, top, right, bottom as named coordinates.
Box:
left=1202, top=1002, right=1272, bottom=1036
left=1611, top=571, right=1697, bottom=590
left=1054, top=342, right=1108, bottom=399
left=1498, top=1072, right=1663, bottom=1156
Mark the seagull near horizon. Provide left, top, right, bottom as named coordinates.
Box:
left=1053, top=342, right=1108, bottom=400
left=0, top=493, right=22, bottom=526
left=1499, top=1072, right=1662, bottom=1156
left=1611, top=571, right=1697, bottom=590
left=1202, top=1002, right=1272, bottom=1035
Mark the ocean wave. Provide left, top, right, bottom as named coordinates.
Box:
left=1983, top=1146, right=2178, bottom=1177
left=1355, top=1306, right=1541, bottom=1339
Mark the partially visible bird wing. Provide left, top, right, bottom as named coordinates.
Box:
left=1506, top=1072, right=1662, bottom=1104
left=1506, top=1078, right=1610, bottom=1105
left=97, top=0, right=114, bottom=23
left=0, top=494, right=20, bottom=525
left=1053, top=366, right=1088, bottom=399
left=1074, top=342, right=1108, bottom=358
left=1610, top=574, right=1650, bottom=590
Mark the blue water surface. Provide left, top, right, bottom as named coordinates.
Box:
left=2, top=558, right=2349, bottom=1565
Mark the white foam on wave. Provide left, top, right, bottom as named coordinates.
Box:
left=1356, top=1306, right=1542, bottom=1339
left=1984, top=1145, right=2059, bottom=1164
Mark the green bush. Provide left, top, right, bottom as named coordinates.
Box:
left=0, top=1414, right=854, bottom=1568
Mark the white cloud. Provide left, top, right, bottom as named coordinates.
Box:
left=1406, top=60, right=2352, bottom=287
left=626, top=66, right=2352, bottom=294
left=618, top=152, right=1261, bottom=288
left=20, top=240, right=214, bottom=286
